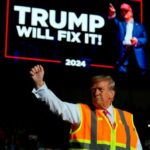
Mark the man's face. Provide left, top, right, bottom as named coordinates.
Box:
left=120, top=4, right=133, bottom=22
left=121, top=9, right=133, bottom=21
left=91, top=80, right=115, bottom=109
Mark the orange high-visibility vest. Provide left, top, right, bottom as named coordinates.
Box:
left=69, top=103, right=138, bottom=150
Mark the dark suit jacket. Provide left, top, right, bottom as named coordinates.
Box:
left=107, top=18, right=148, bottom=73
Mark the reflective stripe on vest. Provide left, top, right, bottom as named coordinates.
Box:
left=118, top=109, right=130, bottom=150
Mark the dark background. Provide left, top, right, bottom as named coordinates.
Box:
left=0, top=0, right=150, bottom=149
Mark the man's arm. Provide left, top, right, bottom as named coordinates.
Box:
left=133, top=24, right=147, bottom=47
left=137, top=138, right=143, bottom=150
left=30, top=65, right=81, bottom=125
left=32, top=83, right=80, bottom=124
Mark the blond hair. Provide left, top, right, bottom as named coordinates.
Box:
left=91, top=75, right=115, bottom=90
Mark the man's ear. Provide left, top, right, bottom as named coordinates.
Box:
left=110, top=90, right=115, bottom=99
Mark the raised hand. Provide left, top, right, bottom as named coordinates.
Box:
left=108, top=3, right=116, bottom=17
left=30, top=64, right=45, bottom=88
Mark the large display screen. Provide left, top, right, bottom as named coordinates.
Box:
left=3, top=0, right=115, bottom=69
left=2, top=0, right=147, bottom=73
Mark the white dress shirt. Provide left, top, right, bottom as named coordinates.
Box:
left=123, top=19, right=134, bottom=46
